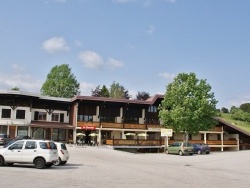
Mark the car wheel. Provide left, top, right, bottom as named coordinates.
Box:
left=206, top=151, right=210, bottom=154
left=179, top=151, right=183, bottom=156
left=53, top=157, right=62, bottom=166
left=61, top=161, right=67, bottom=165
left=45, top=163, right=53, bottom=168
left=198, top=150, right=201, bottom=155
left=34, top=158, right=45, bottom=169
left=6, top=163, right=14, bottom=166
left=0, top=156, right=5, bottom=166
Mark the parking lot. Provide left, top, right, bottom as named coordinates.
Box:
left=0, top=144, right=250, bottom=188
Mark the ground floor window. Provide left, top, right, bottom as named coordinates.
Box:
left=0, top=125, right=7, bottom=134
left=17, top=126, right=28, bottom=137
left=52, top=129, right=66, bottom=142
left=32, top=128, right=45, bottom=139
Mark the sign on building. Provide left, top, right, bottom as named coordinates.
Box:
left=161, top=128, right=173, bottom=137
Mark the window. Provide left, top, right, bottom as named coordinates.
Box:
left=39, top=142, right=57, bottom=149
left=52, top=113, right=59, bottom=121
left=148, top=106, right=157, bottom=113
left=34, top=111, right=47, bottom=121
left=9, top=141, right=24, bottom=150
left=16, top=110, right=25, bottom=119
left=25, top=141, right=37, bottom=149
left=1, top=109, right=11, bottom=118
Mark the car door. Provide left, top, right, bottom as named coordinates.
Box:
left=4, top=141, right=24, bottom=162
left=21, top=141, right=38, bottom=163
left=168, top=143, right=177, bottom=154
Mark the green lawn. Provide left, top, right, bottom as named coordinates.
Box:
left=220, top=113, right=250, bottom=133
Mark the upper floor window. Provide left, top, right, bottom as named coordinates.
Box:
left=77, top=115, right=93, bottom=122
left=52, top=113, right=59, bottom=122
left=1, top=109, right=11, bottom=118
left=148, top=106, right=157, bottom=113
left=16, top=110, right=25, bottom=119
left=34, top=111, right=47, bottom=121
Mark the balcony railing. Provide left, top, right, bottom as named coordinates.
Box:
left=105, top=139, right=238, bottom=146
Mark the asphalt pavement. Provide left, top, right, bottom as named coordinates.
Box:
left=0, top=144, right=250, bottom=188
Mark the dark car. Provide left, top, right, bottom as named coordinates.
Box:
left=0, top=134, right=11, bottom=145
left=193, top=143, right=210, bottom=154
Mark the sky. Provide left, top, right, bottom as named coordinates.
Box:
left=0, top=0, right=250, bottom=110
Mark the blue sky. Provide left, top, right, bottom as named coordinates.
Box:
left=0, top=0, right=250, bottom=109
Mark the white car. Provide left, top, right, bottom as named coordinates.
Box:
left=53, top=142, right=70, bottom=166
left=0, top=139, right=58, bottom=169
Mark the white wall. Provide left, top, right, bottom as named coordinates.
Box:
left=0, top=106, right=31, bottom=125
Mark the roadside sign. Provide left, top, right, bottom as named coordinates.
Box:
left=161, top=128, right=173, bottom=137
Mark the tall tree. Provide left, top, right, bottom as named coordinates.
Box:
left=92, top=85, right=109, bottom=97
left=11, top=87, right=20, bottom=91
left=109, top=81, right=130, bottom=99
left=41, top=64, right=80, bottom=98
left=136, top=91, right=150, bottom=100
left=239, top=103, right=250, bottom=113
left=159, top=72, right=218, bottom=141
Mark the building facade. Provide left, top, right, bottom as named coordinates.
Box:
left=1, top=90, right=250, bottom=152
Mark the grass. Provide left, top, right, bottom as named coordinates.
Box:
left=219, top=113, right=250, bottom=133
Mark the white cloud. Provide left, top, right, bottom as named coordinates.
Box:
left=106, top=58, right=124, bottom=69
left=42, top=37, right=70, bottom=54
left=145, top=25, right=155, bottom=35
left=159, top=72, right=175, bottom=80
left=0, top=64, right=42, bottom=92
left=80, top=82, right=96, bottom=96
left=78, top=51, right=104, bottom=69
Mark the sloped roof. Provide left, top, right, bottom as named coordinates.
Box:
left=217, top=117, right=250, bottom=137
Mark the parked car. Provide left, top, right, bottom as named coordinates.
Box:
left=53, top=142, right=70, bottom=166
left=166, top=142, right=194, bottom=156
left=0, top=139, right=58, bottom=169
left=193, top=143, right=210, bottom=154
left=0, top=134, right=11, bottom=145
left=3, top=135, right=32, bottom=148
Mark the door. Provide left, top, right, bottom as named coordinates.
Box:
left=4, top=141, right=24, bottom=162
left=21, top=141, right=38, bottom=162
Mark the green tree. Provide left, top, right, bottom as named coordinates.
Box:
left=231, top=108, right=250, bottom=122
left=100, top=85, right=109, bottom=97
left=92, top=85, right=109, bottom=97
left=239, top=103, right=250, bottom=113
left=221, top=107, right=229, bottom=113
left=109, top=81, right=130, bottom=99
left=11, top=87, right=20, bottom=91
left=136, top=91, right=150, bottom=100
left=230, top=106, right=238, bottom=114
left=41, top=64, right=80, bottom=98
left=159, top=72, right=218, bottom=141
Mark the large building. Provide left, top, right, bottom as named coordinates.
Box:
left=0, top=90, right=250, bottom=152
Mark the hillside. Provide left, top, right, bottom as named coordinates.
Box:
left=220, top=113, right=250, bottom=133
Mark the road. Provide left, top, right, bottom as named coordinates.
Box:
left=0, top=145, right=250, bottom=188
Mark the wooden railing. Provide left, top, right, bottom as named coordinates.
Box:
left=77, top=121, right=161, bottom=130
left=105, top=139, right=238, bottom=146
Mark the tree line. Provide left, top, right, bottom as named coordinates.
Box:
left=11, top=64, right=219, bottom=141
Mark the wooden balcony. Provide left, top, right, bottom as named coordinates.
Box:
left=77, top=121, right=161, bottom=130
left=105, top=139, right=238, bottom=147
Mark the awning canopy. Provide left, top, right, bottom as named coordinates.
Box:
left=30, top=121, right=74, bottom=129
